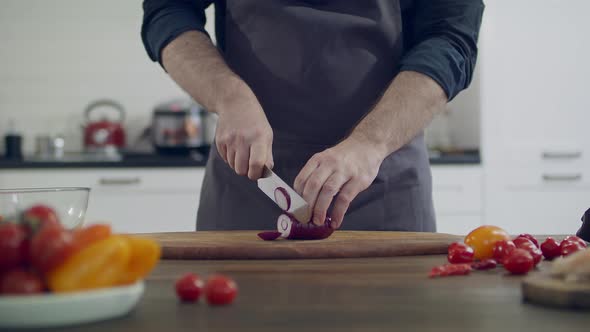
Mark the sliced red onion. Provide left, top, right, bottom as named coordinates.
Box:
left=257, top=231, right=282, bottom=241
left=277, top=213, right=334, bottom=240
left=273, top=187, right=291, bottom=211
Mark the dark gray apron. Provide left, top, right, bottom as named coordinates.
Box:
left=197, top=0, right=436, bottom=232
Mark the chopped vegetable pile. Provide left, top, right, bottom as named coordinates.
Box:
left=430, top=225, right=587, bottom=278
left=0, top=204, right=161, bottom=295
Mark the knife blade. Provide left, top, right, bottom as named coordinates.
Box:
left=257, top=166, right=311, bottom=223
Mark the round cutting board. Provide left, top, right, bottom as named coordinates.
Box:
left=145, top=231, right=461, bottom=260
left=522, top=272, right=590, bottom=309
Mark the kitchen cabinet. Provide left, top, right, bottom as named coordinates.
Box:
left=480, top=0, right=590, bottom=235
left=431, top=165, right=482, bottom=235
left=0, top=168, right=205, bottom=233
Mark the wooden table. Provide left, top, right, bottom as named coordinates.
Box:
left=10, top=256, right=590, bottom=332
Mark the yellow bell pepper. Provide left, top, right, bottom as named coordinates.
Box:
left=117, top=236, right=161, bottom=285
left=47, top=235, right=131, bottom=292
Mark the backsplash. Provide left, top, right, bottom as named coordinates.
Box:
left=0, top=0, right=479, bottom=155
left=0, top=0, right=216, bottom=155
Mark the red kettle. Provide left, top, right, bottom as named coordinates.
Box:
left=83, top=99, right=126, bottom=151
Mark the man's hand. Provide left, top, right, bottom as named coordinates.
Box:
left=161, top=31, right=274, bottom=180
left=293, top=136, right=387, bottom=229
left=215, top=97, right=274, bottom=180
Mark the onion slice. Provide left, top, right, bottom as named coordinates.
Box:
left=277, top=214, right=334, bottom=240
left=273, top=187, right=291, bottom=211
left=257, top=231, right=282, bottom=241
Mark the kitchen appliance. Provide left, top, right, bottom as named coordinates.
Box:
left=257, top=166, right=311, bottom=222
left=82, top=99, right=126, bottom=153
left=146, top=231, right=460, bottom=259
left=151, top=99, right=210, bottom=155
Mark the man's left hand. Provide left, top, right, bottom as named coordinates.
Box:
left=293, top=136, right=387, bottom=229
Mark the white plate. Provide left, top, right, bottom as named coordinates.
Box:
left=0, top=281, right=144, bottom=329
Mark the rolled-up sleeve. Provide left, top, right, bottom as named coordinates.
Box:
left=400, top=0, right=484, bottom=100
left=141, top=0, right=212, bottom=64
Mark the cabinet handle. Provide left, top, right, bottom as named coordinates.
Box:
left=542, top=174, right=582, bottom=182
left=98, top=177, right=141, bottom=186
left=542, top=151, right=582, bottom=159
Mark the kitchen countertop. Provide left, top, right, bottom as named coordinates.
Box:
left=13, top=255, right=588, bottom=332
left=0, top=150, right=480, bottom=169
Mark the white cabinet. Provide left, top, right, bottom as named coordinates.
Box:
left=0, top=168, right=205, bottom=233
left=431, top=165, right=483, bottom=235
left=481, top=0, right=590, bottom=235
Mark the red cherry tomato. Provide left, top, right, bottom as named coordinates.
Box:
left=516, top=234, right=539, bottom=248
left=464, top=226, right=510, bottom=260
left=447, top=242, right=474, bottom=264
left=30, top=225, right=75, bottom=274
left=175, top=273, right=204, bottom=302
left=492, top=240, right=516, bottom=264
left=471, top=259, right=498, bottom=270
left=205, top=274, right=238, bottom=305
left=561, top=236, right=587, bottom=249
left=513, top=238, right=542, bottom=266
left=540, top=237, right=561, bottom=260
left=22, top=204, right=60, bottom=233
left=0, top=223, right=28, bottom=271
left=0, top=268, right=44, bottom=295
left=503, top=249, right=534, bottom=275
left=560, top=241, right=584, bottom=257
left=429, top=264, right=472, bottom=278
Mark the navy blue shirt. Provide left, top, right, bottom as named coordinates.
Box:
left=141, top=0, right=484, bottom=100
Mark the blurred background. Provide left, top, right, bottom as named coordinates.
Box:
left=0, top=1, right=587, bottom=235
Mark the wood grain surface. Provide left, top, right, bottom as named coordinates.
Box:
left=13, top=257, right=590, bottom=332
left=146, top=231, right=461, bottom=259
left=523, top=272, right=590, bottom=309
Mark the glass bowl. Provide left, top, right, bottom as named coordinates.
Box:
left=0, top=187, right=90, bottom=229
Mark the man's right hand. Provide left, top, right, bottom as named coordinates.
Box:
left=160, top=31, right=273, bottom=181
left=215, top=95, right=274, bottom=180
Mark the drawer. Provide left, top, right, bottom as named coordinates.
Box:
left=85, top=192, right=199, bottom=233
left=486, top=190, right=588, bottom=235
left=431, top=165, right=482, bottom=214
left=493, top=166, right=590, bottom=190
left=0, top=168, right=206, bottom=192
left=487, top=144, right=587, bottom=167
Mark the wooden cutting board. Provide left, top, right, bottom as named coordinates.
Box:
left=522, top=272, right=590, bottom=309
left=145, top=231, right=461, bottom=260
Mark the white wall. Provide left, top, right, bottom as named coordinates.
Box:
left=0, top=0, right=215, bottom=154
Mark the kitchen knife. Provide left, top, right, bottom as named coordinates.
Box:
left=257, top=166, right=311, bottom=223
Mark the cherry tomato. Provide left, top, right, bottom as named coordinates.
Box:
left=0, top=268, right=44, bottom=295
left=503, top=248, right=534, bottom=275
left=513, top=238, right=542, bottom=266
left=447, top=242, right=474, bottom=264
left=561, top=236, right=587, bottom=249
left=175, top=273, right=204, bottom=302
left=22, top=204, right=60, bottom=233
left=464, top=225, right=510, bottom=260
left=560, top=241, right=584, bottom=257
left=471, top=259, right=497, bottom=270
left=540, top=237, right=561, bottom=260
left=429, top=264, right=472, bottom=278
left=72, top=224, right=112, bottom=252
left=205, top=274, right=238, bottom=305
left=492, top=240, right=516, bottom=264
left=30, top=225, right=75, bottom=274
left=0, top=223, right=28, bottom=271
left=516, top=234, right=539, bottom=248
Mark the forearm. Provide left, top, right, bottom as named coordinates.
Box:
left=349, top=71, right=447, bottom=157
left=161, top=30, right=255, bottom=115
